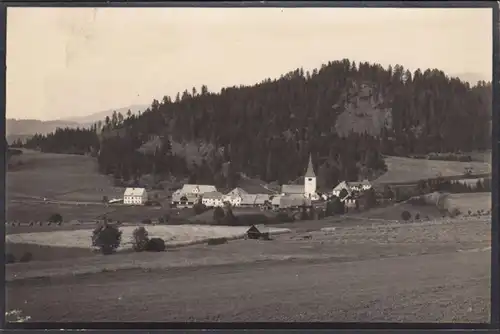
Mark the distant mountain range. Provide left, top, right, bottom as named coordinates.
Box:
left=6, top=104, right=148, bottom=144
left=60, top=104, right=148, bottom=124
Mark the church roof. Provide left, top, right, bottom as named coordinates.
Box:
left=305, top=154, right=316, bottom=178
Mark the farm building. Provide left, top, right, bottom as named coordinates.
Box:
left=240, top=194, right=258, bottom=207
left=171, top=192, right=198, bottom=208
left=332, top=180, right=372, bottom=197
left=123, top=187, right=148, bottom=205
left=350, top=180, right=372, bottom=192
left=281, top=185, right=305, bottom=195
left=179, top=184, right=217, bottom=196
left=279, top=194, right=311, bottom=209
left=226, top=187, right=249, bottom=197
left=222, top=187, right=248, bottom=206
left=201, top=191, right=225, bottom=207
left=223, top=194, right=242, bottom=207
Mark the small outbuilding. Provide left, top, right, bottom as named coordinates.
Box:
left=246, top=224, right=271, bottom=240
left=246, top=225, right=262, bottom=240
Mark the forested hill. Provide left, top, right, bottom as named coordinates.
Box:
left=23, top=59, right=492, bottom=189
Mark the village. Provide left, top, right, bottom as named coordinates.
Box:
left=120, top=154, right=373, bottom=218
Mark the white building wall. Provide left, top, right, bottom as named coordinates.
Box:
left=304, top=176, right=317, bottom=198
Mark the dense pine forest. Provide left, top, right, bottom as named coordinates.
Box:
left=22, top=59, right=492, bottom=189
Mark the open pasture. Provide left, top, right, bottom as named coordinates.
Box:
left=103, top=205, right=170, bottom=222
left=5, top=217, right=491, bottom=323
left=6, top=224, right=291, bottom=251
left=444, top=192, right=491, bottom=214
left=7, top=149, right=119, bottom=201
left=374, top=155, right=491, bottom=185
left=351, top=202, right=445, bottom=222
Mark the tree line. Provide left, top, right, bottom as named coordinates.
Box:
left=21, top=58, right=491, bottom=188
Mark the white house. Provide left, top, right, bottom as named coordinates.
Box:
left=222, top=187, right=248, bottom=207
left=332, top=180, right=372, bottom=198
left=123, top=187, right=148, bottom=205
left=349, top=180, right=372, bottom=192
left=201, top=191, right=224, bottom=207
left=223, top=194, right=243, bottom=207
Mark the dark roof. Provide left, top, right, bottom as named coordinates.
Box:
left=238, top=179, right=275, bottom=194
left=247, top=225, right=261, bottom=233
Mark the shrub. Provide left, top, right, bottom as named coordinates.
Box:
left=141, top=218, right=152, bottom=225
left=468, top=210, right=472, bottom=216
left=5, top=253, right=15, bottom=264
left=193, top=202, right=208, bottom=215
left=207, top=237, right=228, bottom=246
left=449, top=208, right=461, bottom=218
left=415, top=213, right=420, bottom=220
left=146, top=237, right=166, bottom=252
left=401, top=211, right=412, bottom=221
left=92, top=223, right=122, bottom=255
left=19, top=252, right=33, bottom=263
left=132, top=226, right=149, bottom=252
left=48, top=213, right=63, bottom=224
left=213, top=206, right=225, bottom=224
left=102, top=195, right=108, bottom=203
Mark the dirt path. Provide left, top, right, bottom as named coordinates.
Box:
left=6, top=249, right=490, bottom=323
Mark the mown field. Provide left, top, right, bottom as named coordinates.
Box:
left=374, top=155, right=491, bottom=185
left=5, top=215, right=491, bottom=322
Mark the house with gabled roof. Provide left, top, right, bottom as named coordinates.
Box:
left=201, top=191, right=225, bottom=207
left=180, top=184, right=217, bottom=195
left=123, top=187, right=148, bottom=205
left=332, top=180, right=372, bottom=198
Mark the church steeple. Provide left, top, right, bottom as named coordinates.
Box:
left=305, top=154, right=315, bottom=178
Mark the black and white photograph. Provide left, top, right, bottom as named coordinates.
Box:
left=4, top=4, right=495, bottom=324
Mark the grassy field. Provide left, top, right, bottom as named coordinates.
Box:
left=6, top=242, right=98, bottom=262
left=7, top=149, right=123, bottom=201
left=6, top=224, right=290, bottom=251
left=188, top=207, right=278, bottom=224
left=5, top=217, right=491, bottom=322
left=374, top=155, right=491, bottom=185
left=444, top=193, right=491, bottom=214
left=6, top=202, right=112, bottom=223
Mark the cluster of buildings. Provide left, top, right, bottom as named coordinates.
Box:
left=120, top=153, right=373, bottom=209
left=169, top=154, right=373, bottom=210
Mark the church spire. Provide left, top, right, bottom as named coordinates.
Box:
left=305, top=153, right=315, bottom=178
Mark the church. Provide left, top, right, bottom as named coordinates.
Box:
left=280, top=154, right=319, bottom=200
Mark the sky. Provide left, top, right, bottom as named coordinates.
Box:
left=6, top=7, right=493, bottom=121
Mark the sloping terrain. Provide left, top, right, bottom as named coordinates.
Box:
left=6, top=218, right=491, bottom=322
left=7, top=149, right=120, bottom=201
left=374, top=156, right=491, bottom=185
